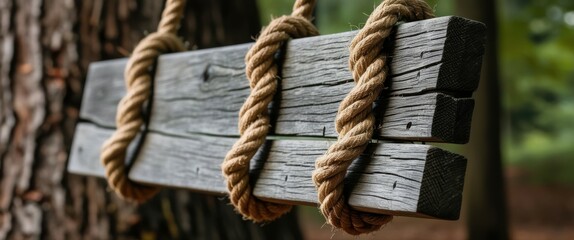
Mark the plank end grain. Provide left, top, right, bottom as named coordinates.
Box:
left=416, top=147, right=467, bottom=220
left=437, top=16, right=487, bottom=94
left=376, top=93, right=475, bottom=143
left=347, top=145, right=467, bottom=220
left=431, top=94, right=475, bottom=144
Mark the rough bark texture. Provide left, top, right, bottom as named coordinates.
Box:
left=0, top=0, right=302, bottom=239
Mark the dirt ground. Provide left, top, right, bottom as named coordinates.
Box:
left=299, top=167, right=574, bottom=240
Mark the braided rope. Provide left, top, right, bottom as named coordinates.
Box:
left=312, top=0, right=434, bottom=235
left=100, top=0, right=186, bottom=203
left=221, top=0, right=319, bottom=222
left=291, top=0, right=316, bottom=19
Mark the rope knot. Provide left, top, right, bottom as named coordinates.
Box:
left=244, top=15, right=318, bottom=88
left=101, top=1, right=186, bottom=203
left=222, top=6, right=318, bottom=222
left=124, top=33, right=185, bottom=89
left=312, top=0, right=434, bottom=235
left=238, top=15, right=318, bottom=135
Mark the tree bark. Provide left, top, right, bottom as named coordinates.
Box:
left=455, top=0, right=510, bottom=239
left=0, top=0, right=303, bottom=239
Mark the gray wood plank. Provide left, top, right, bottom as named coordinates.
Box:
left=79, top=16, right=484, bottom=143
left=69, top=123, right=466, bottom=219
left=254, top=141, right=466, bottom=220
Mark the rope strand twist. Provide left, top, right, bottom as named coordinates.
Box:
left=312, top=0, right=433, bottom=235
left=221, top=0, right=319, bottom=222
left=100, top=0, right=186, bottom=203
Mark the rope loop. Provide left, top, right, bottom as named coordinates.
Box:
left=221, top=1, right=318, bottom=222
left=101, top=0, right=186, bottom=203
left=312, top=0, right=433, bottom=235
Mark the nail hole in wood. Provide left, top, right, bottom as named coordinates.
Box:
left=284, top=175, right=288, bottom=182
left=202, top=64, right=210, bottom=82
left=393, top=181, right=397, bottom=189
left=406, top=122, right=412, bottom=130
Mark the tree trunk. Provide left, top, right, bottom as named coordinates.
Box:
left=455, top=0, right=510, bottom=239
left=0, top=0, right=303, bottom=239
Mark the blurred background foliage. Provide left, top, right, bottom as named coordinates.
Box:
left=257, top=0, right=574, bottom=184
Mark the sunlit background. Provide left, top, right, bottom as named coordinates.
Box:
left=258, top=0, right=574, bottom=239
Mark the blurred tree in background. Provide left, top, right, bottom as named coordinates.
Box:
left=500, top=0, right=574, bottom=183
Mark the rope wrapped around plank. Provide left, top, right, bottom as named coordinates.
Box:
left=223, top=0, right=434, bottom=235
left=100, top=0, right=186, bottom=202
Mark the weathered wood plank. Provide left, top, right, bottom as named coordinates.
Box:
left=254, top=141, right=466, bottom=220
left=79, top=16, right=484, bottom=143
left=84, top=74, right=473, bottom=142
left=69, top=123, right=466, bottom=219
left=279, top=93, right=474, bottom=143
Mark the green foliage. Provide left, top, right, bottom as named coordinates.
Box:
left=257, top=0, right=454, bottom=33
left=257, top=0, right=293, bottom=24
left=500, top=0, right=574, bottom=183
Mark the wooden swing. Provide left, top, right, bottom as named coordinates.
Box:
left=68, top=0, right=486, bottom=235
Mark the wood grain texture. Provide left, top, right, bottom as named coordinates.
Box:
left=68, top=16, right=486, bottom=221
left=69, top=123, right=466, bottom=219
left=79, top=16, right=485, bottom=143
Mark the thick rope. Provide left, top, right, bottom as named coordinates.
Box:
left=221, top=0, right=319, bottom=222
left=100, top=0, right=186, bottom=203
left=312, top=0, right=434, bottom=235
left=291, top=0, right=316, bottom=19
